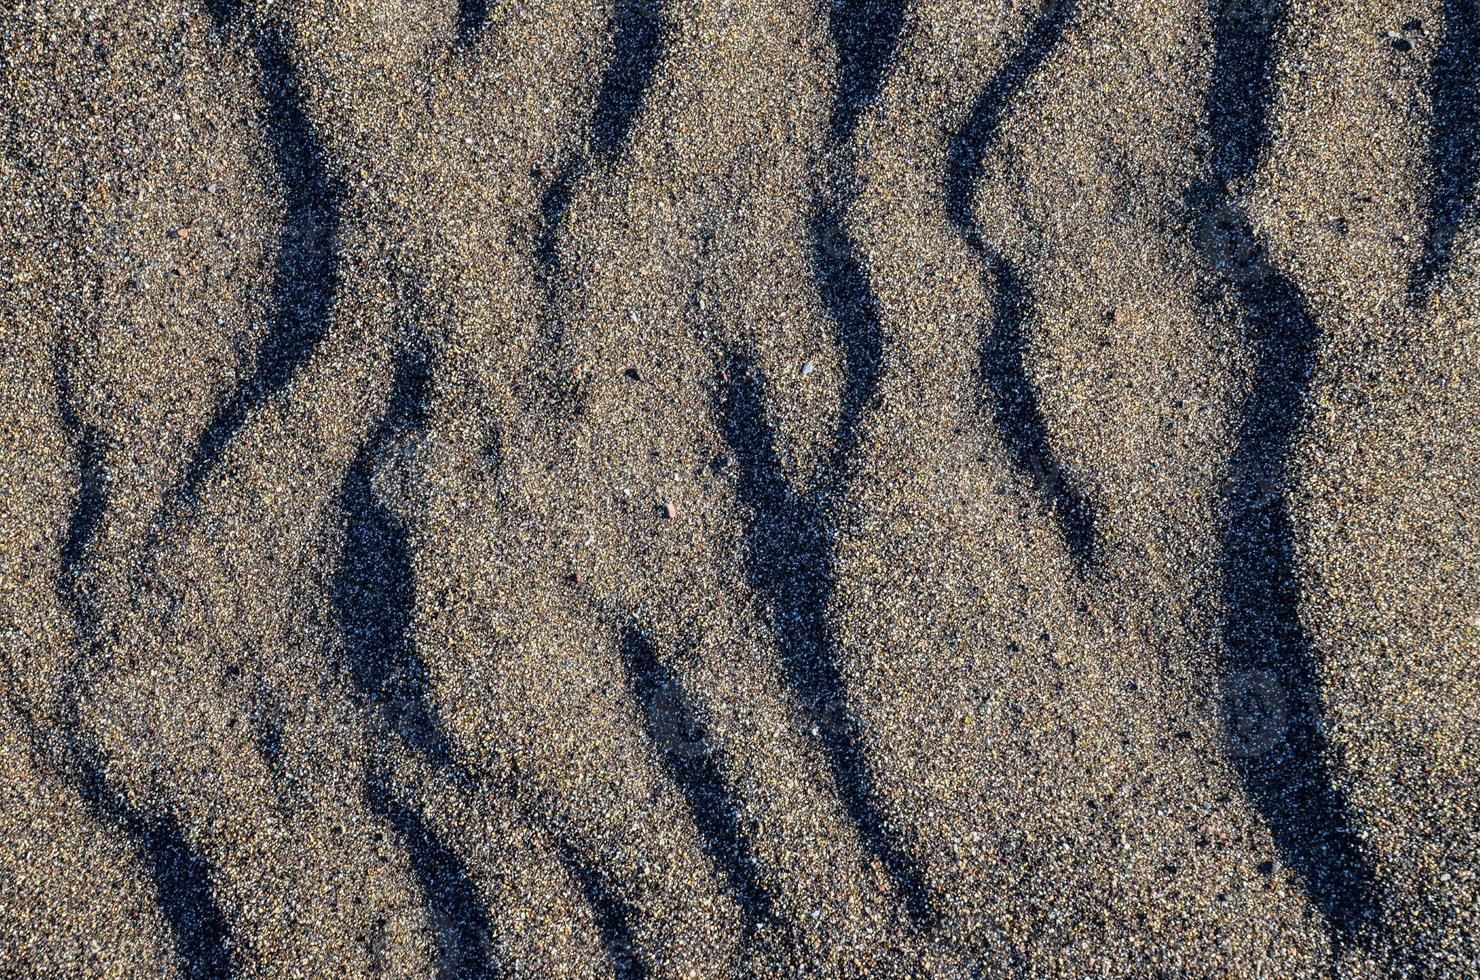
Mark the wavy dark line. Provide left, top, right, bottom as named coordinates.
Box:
left=1410, top=0, right=1479, bottom=302
left=203, top=0, right=242, bottom=27
left=705, top=0, right=935, bottom=930
left=942, top=0, right=1079, bottom=252
left=809, top=204, right=885, bottom=477
left=173, top=15, right=343, bottom=515
left=533, top=0, right=666, bottom=383
left=590, top=0, right=666, bottom=162
left=1216, top=256, right=1382, bottom=942
left=1204, top=3, right=1279, bottom=185
left=366, top=769, right=499, bottom=979
left=980, top=257, right=1096, bottom=564
left=54, top=347, right=235, bottom=979
left=716, top=353, right=935, bottom=931
left=943, top=0, right=1095, bottom=566
left=73, top=746, right=236, bottom=980
left=505, top=782, right=651, bottom=978
left=455, top=0, right=491, bottom=45
left=1193, top=0, right=1382, bottom=945
left=534, top=160, right=582, bottom=359
left=826, top=0, right=908, bottom=147
left=333, top=335, right=460, bottom=776
left=552, top=836, right=648, bottom=980
left=618, top=623, right=781, bottom=939
left=53, top=346, right=109, bottom=635
left=536, top=161, right=581, bottom=284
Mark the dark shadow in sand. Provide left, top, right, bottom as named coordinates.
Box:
left=716, top=351, right=935, bottom=931
left=1411, top=0, right=1479, bottom=301
left=538, top=0, right=668, bottom=260
left=552, top=836, right=648, bottom=980
left=456, top=0, right=491, bottom=45
left=533, top=0, right=666, bottom=376
left=73, top=746, right=236, bottom=980
left=590, top=0, right=666, bottom=161
left=366, top=769, right=499, bottom=979
left=203, top=0, right=243, bottom=23
left=826, top=0, right=909, bottom=147
left=942, top=0, right=1076, bottom=251
left=174, top=13, right=343, bottom=515
left=505, top=780, right=651, bottom=978
left=979, top=259, right=1096, bottom=564
left=1193, top=0, right=1382, bottom=944
left=943, top=0, right=1095, bottom=566
left=618, top=624, right=780, bottom=938
left=54, top=347, right=109, bottom=633
left=536, top=162, right=581, bottom=285
left=333, top=335, right=460, bottom=776
left=809, top=205, right=885, bottom=474
left=706, top=0, right=934, bottom=930
left=54, top=346, right=236, bottom=980
left=534, top=160, right=582, bottom=356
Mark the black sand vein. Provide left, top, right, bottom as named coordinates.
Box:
left=54, top=342, right=236, bottom=980
left=534, top=0, right=666, bottom=369
left=717, top=352, right=935, bottom=931
left=333, top=332, right=461, bottom=777
left=367, top=768, right=499, bottom=979
left=826, top=0, right=909, bottom=148
left=73, top=744, right=237, bottom=980
left=53, top=342, right=109, bottom=638
left=1410, top=0, right=1479, bottom=302
left=590, top=0, right=667, bottom=163
left=978, top=258, right=1096, bottom=565
left=944, top=0, right=1095, bottom=566
left=709, top=0, right=936, bottom=930
left=456, top=0, right=492, bottom=46
left=552, top=836, right=649, bottom=980
left=505, top=780, right=652, bottom=979
left=1193, top=0, right=1383, bottom=945
left=172, top=11, right=343, bottom=517
left=618, top=623, right=782, bottom=939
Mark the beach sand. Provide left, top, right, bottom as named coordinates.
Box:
left=2, top=0, right=1476, bottom=975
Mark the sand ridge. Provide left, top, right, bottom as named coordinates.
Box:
left=2, top=0, right=1477, bottom=975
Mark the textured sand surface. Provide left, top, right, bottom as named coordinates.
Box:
left=2, top=0, right=1477, bottom=976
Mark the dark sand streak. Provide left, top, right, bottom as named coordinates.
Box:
left=943, top=0, right=1095, bottom=567
left=171, top=7, right=344, bottom=519
left=708, top=0, right=936, bottom=930
left=552, top=836, right=649, bottom=980
left=1193, top=0, right=1383, bottom=946
left=1410, top=0, right=1479, bottom=302
left=618, top=623, right=782, bottom=940
left=717, top=349, right=935, bottom=931
left=366, top=768, right=500, bottom=979
left=335, top=322, right=508, bottom=973
left=507, top=776, right=652, bottom=979
left=456, top=0, right=492, bottom=46
left=332, top=333, right=462, bottom=777
left=535, top=0, right=666, bottom=364
left=978, top=259, right=1096, bottom=565
left=826, top=0, right=909, bottom=148
left=332, top=335, right=661, bottom=977
left=590, top=0, right=667, bottom=163
left=54, top=344, right=236, bottom=980
left=334, top=349, right=655, bottom=976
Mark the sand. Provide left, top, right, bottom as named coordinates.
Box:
left=2, top=0, right=1476, bottom=976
